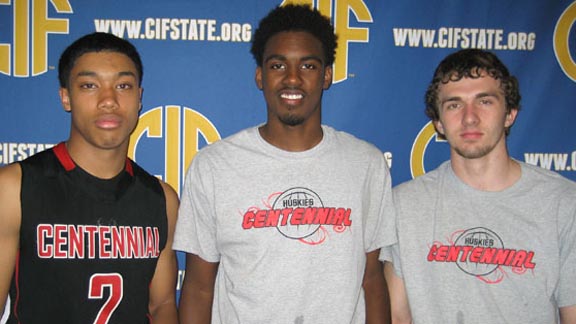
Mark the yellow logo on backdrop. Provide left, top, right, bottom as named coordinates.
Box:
left=0, top=0, right=72, bottom=77
left=128, top=106, right=220, bottom=195
left=410, top=122, right=447, bottom=178
left=554, top=1, right=576, bottom=82
left=282, top=0, right=372, bottom=83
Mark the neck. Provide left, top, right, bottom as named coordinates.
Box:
left=450, top=149, right=521, bottom=191
left=65, top=139, right=128, bottom=179
left=258, top=123, right=323, bottom=152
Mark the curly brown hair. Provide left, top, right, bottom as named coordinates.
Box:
left=424, top=49, right=521, bottom=136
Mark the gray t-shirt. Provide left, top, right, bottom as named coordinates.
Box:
left=174, top=125, right=396, bottom=324
left=381, top=161, right=576, bottom=324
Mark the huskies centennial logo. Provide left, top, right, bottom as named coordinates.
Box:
left=241, top=187, right=352, bottom=244
left=427, top=227, right=537, bottom=284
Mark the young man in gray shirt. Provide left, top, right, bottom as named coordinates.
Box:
left=174, top=4, right=395, bottom=324
left=381, top=49, right=576, bottom=323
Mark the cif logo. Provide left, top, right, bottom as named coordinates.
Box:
left=128, top=106, right=220, bottom=195
left=282, top=0, right=372, bottom=83
left=409, top=122, right=447, bottom=178
left=0, top=0, right=72, bottom=77
left=554, top=1, right=576, bottom=82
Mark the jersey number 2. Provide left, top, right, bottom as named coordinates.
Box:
left=89, top=273, right=124, bottom=324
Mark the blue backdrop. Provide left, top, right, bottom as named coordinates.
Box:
left=1, top=0, right=575, bottom=295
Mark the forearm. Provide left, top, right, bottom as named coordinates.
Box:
left=383, top=262, right=412, bottom=324
left=150, top=182, right=180, bottom=324
left=364, top=250, right=391, bottom=324
left=364, top=280, right=391, bottom=324
left=178, top=254, right=219, bottom=324
left=150, top=301, right=178, bottom=324
left=560, top=305, right=576, bottom=324
left=179, top=287, right=214, bottom=324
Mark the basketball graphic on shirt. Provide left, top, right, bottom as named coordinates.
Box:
left=273, top=187, right=323, bottom=239
left=454, top=227, right=504, bottom=276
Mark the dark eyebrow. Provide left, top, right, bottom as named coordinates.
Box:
left=74, top=70, right=137, bottom=79
left=300, top=55, right=324, bottom=65
left=475, top=91, right=500, bottom=99
left=440, top=91, right=501, bottom=106
left=263, top=54, right=286, bottom=64
left=263, top=54, right=324, bottom=65
left=75, top=71, right=97, bottom=78
left=440, top=96, right=461, bottom=106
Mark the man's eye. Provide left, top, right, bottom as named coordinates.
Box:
left=80, top=83, right=96, bottom=89
left=445, top=103, right=460, bottom=110
left=270, top=63, right=284, bottom=70
left=117, top=83, right=133, bottom=90
left=301, top=63, right=316, bottom=70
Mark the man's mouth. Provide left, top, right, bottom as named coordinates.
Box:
left=280, top=93, right=304, bottom=100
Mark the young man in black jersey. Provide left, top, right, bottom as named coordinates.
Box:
left=0, top=32, right=179, bottom=323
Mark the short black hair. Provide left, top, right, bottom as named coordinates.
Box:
left=425, top=49, right=521, bottom=136
left=58, top=32, right=143, bottom=88
left=250, top=4, right=337, bottom=67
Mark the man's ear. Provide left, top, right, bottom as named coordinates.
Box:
left=59, top=88, right=72, bottom=112
left=255, top=66, right=263, bottom=90
left=434, top=119, right=445, bottom=136
left=505, top=107, right=519, bottom=128
left=139, top=87, right=144, bottom=112
left=323, top=65, right=333, bottom=90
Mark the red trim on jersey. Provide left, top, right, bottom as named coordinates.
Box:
left=125, top=159, right=133, bottom=176
left=53, top=142, right=75, bottom=171
left=53, top=142, right=134, bottom=176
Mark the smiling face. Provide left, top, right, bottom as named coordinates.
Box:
left=256, top=31, right=332, bottom=128
left=59, top=51, right=142, bottom=152
left=435, top=73, right=517, bottom=161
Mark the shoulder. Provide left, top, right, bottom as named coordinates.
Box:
left=0, top=162, right=22, bottom=190
left=520, top=161, right=576, bottom=192
left=324, top=126, right=388, bottom=169
left=19, top=147, right=59, bottom=175
left=393, top=162, right=448, bottom=196
left=0, top=163, right=23, bottom=226
left=518, top=163, right=576, bottom=213
left=129, top=161, right=179, bottom=223
left=129, top=160, right=166, bottom=195
left=158, top=180, right=179, bottom=226
left=186, top=128, right=254, bottom=176
left=159, top=180, right=179, bottom=206
left=194, top=128, right=252, bottom=160
left=326, top=126, right=380, bottom=153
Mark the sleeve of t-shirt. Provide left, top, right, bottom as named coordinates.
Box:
left=556, top=190, right=576, bottom=308
left=364, top=151, right=397, bottom=253
left=379, top=243, right=403, bottom=278
left=172, top=153, right=220, bottom=263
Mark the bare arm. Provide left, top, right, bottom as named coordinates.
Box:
left=178, top=254, right=219, bottom=324
left=148, top=181, right=179, bottom=324
left=560, top=305, right=576, bottom=324
left=0, top=164, right=22, bottom=316
left=383, top=261, right=412, bottom=324
left=364, top=249, right=391, bottom=324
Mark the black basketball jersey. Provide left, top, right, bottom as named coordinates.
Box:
left=7, top=142, right=168, bottom=324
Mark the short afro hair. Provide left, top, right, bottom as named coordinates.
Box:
left=250, top=4, right=337, bottom=67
